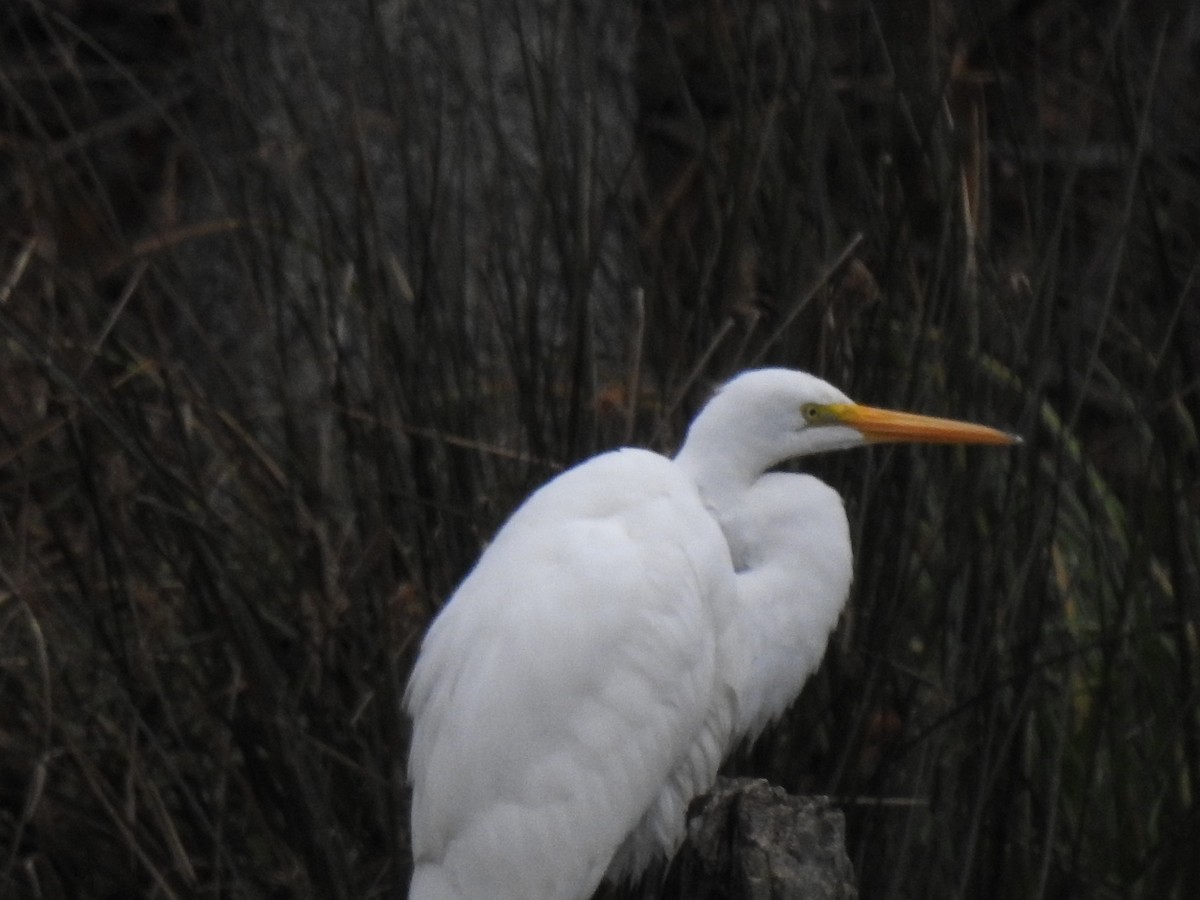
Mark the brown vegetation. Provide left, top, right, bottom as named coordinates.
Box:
left=1, top=0, right=1197, bottom=897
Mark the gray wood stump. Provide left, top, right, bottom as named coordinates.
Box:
left=662, top=778, right=858, bottom=900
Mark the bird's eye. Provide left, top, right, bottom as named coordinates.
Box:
left=802, top=403, right=824, bottom=423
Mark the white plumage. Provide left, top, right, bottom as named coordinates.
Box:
left=405, top=368, right=1016, bottom=900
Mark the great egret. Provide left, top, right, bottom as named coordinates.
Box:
left=405, top=368, right=1018, bottom=900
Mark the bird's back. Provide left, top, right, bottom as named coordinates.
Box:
left=405, top=449, right=740, bottom=900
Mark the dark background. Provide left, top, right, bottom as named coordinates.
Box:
left=1, top=0, right=1197, bottom=897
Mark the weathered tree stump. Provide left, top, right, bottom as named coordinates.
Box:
left=662, top=778, right=858, bottom=900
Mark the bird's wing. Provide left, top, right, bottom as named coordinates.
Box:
left=405, top=449, right=736, bottom=900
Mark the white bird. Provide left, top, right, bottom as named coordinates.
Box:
left=405, top=368, right=1018, bottom=900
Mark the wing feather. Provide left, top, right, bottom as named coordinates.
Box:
left=406, top=449, right=735, bottom=900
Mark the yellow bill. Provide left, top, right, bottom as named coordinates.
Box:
left=828, top=403, right=1021, bottom=446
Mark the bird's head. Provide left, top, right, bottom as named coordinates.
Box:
left=676, top=368, right=1019, bottom=484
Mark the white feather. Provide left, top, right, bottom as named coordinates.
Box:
left=406, top=449, right=742, bottom=900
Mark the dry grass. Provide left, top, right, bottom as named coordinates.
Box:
left=1, top=0, right=1198, bottom=897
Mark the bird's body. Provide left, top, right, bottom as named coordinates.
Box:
left=406, top=449, right=739, bottom=899
left=405, top=369, right=1016, bottom=900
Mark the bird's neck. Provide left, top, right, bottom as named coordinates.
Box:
left=674, top=439, right=762, bottom=515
